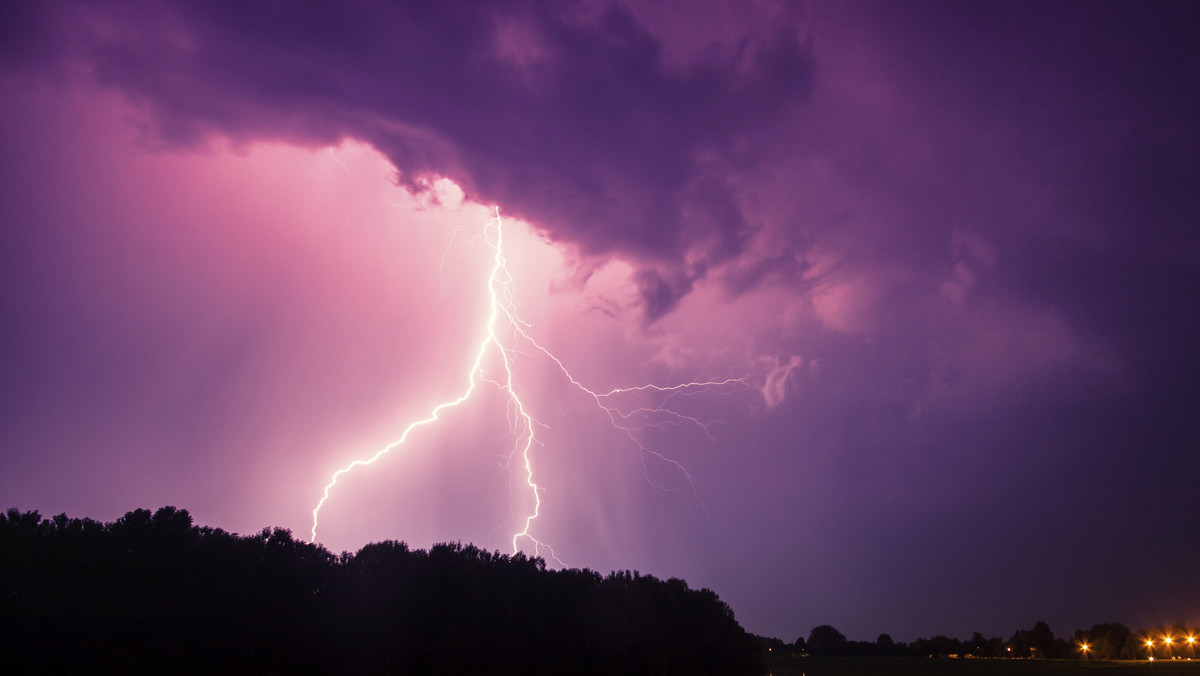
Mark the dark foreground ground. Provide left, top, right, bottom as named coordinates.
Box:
left=765, top=656, right=1200, bottom=676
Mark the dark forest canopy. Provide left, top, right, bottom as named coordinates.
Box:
left=0, top=506, right=763, bottom=675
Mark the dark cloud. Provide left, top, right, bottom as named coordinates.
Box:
left=11, top=1, right=1198, bottom=333
left=13, top=0, right=813, bottom=321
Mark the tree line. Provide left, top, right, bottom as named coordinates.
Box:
left=757, top=620, right=1196, bottom=660
left=1, top=506, right=763, bottom=674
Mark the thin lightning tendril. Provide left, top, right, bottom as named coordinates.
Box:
left=310, top=208, right=747, bottom=563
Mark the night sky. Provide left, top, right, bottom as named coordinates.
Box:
left=2, top=1, right=1198, bottom=643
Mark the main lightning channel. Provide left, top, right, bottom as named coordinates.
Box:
left=310, top=209, right=747, bottom=559
left=310, top=208, right=523, bottom=546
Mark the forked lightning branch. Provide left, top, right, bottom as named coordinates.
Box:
left=310, top=210, right=746, bottom=561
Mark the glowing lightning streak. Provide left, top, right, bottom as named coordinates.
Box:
left=310, top=209, right=541, bottom=547
left=497, top=327, right=744, bottom=503
left=311, top=208, right=749, bottom=561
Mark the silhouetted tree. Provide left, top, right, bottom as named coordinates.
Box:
left=1073, top=622, right=1131, bottom=660
left=1, top=507, right=762, bottom=675
left=807, top=624, right=848, bottom=655
left=875, top=632, right=896, bottom=656
left=1008, top=620, right=1058, bottom=659
left=1009, top=628, right=1030, bottom=657
left=964, top=631, right=987, bottom=657
left=752, top=634, right=789, bottom=655
left=1029, top=620, right=1058, bottom=658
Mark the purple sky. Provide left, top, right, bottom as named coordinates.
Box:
left=2, top=1, right=1198, bottom=642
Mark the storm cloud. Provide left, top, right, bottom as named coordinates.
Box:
left=9, top=0, right=820, bottom=321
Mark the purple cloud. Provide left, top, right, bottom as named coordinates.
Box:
left=10, top=0, right=814, bottom=321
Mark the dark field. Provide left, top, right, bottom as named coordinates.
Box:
left=766, top=657, right=1200, bottom=676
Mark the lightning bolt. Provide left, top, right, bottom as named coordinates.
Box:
left=310, top=208, right=748, bottom=562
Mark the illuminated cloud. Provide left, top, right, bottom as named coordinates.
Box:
left=760, top=355, right=803, bottom=409
left=5, top=0, right=814, bottom=322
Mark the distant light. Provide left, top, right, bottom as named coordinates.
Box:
left=1147, top=639, right=1155, bottom=647
left=1187, top=636, right=1196, bottom=644
left=1165, top=637, right=1174, bottom=645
